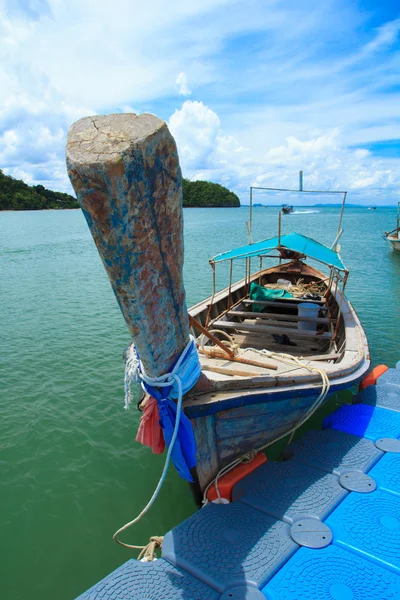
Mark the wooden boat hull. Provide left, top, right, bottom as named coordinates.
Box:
left=187, top=360, right=368, bottom=498
left=186, top=260, right=370, bottom=497
left=387, top=235, right=400, bottom=252
left=187, top=366, right=366, bottom=498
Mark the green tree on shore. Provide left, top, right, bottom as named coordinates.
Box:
left=0, top=170, right=240, bottom=210
left=182, top=178, right=240, bottom=207
left=0, top=170, right=79, bottom=211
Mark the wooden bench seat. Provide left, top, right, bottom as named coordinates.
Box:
left=227, top=310, right=331, bottom=325
left=243, top=298, right=327, bottom=309
left=227, top=331, right=324, bottom=354
left=212, top=319, right=333, bottom=339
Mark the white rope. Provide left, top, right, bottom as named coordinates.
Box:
left=114, top=337, right=199, bottom=550
left=244, top=348, right=330, bottom=407
left=202, top=348, right=330, bottom=505
left=199, top=328, right=239, bottom=355
left=124, top=345, right=140, bottom=409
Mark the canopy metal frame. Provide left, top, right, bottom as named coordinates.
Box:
left=205, top=172, right=349, bottom=331
left=248, top=171, right=347, bottom=247
left=206, top=249, right=349, bottom=346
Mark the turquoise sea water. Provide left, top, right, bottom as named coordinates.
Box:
left=1, top=206, right=399, bottom=599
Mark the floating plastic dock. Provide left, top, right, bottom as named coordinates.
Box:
left=77, top=367, right=400, bottom=599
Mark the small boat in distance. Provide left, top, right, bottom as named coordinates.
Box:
left=369, top=206, right=377, bottom=211
left=282, top=203, right=293, bottom=214
left=384, top=202, right=400, bottom=252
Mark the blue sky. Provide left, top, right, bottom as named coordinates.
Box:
left=0, top=0, right=399, bottom=204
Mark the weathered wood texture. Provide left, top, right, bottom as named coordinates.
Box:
left=66, top=114, right=189, bottom=377
left=215, top=396, right=313, bottom=462
left=227, top=310, right=331, bottom=324
left=191, top=414, right=219, bottom=490
left=190, top=393, right=321, bottom=490
left=213, top=319, right=333, bottom=339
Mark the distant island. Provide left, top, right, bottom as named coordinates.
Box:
left=0, top=169, right=240, bottom=210
left=182, top=178, right=240, bottom=207
left=0, top=169, right=78, bottom=211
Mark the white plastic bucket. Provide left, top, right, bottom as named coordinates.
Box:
left=297, top=302, right=320, bottom=331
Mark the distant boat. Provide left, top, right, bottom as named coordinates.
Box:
left=369, top=206, right=377, bottom=211
left=282, top=204, right=293, bottom=214
left=384, top=202, right=400, bottom=252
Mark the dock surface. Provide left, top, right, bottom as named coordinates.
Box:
left=77, top=367, right=400, bottom=599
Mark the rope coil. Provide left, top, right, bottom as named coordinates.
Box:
left=137, top=536, right=164, bottom=562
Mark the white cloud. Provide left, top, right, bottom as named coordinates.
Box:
left=361, top=18, right=400, bottom=56
left=175, top=72, right=191, bottom=96
left=169, top=100, right=220, bottom=168
left=120, top=105, right=140, bottom=114
left=170, top=101, right=400, bottom=204
left=0, top=1, right=399, bottom=203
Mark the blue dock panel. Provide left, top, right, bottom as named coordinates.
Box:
left=263, top=544, right=400, bottom=600
left=220, top=588, right=266, bottom=599
left=322, top=403, right=400, bottom=440
left=325, top=489, right=400, bottom=574
left=368, top=453, right=400, bottom=496
left=162, top=501, right=297, bottom=592
left=286, top=428, right=383, bottom=475
left=353, top=384, right=400, bottom=412
left=75, top=557, right=219, bottom=599
left=377, top=368, right=400, bottom=388
left=75, top=363, right=400, bottom=599
left=232, top=459, right=347, bottom=524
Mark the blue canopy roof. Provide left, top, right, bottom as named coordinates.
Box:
left=211, top=231, right=346, bottom=271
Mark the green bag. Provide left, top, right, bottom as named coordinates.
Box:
left=249, top=281, right=293, bottom=312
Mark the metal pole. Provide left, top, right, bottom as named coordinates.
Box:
left=278, top=210, right=282, bottom=265
left=250, top=187, right=253, bottom=231
left=299, top=170, right=303, bottom=191
left=337, top=191, right=347, bottom=236
left=331, top=228, right=344, bottom=251
left=248, top=187, right=253, bottom=243
left=228, top=259, right=233, bottom=308
left=206, top=263, right=216, bottom=327
left=278, top=210, right=282, bottom=246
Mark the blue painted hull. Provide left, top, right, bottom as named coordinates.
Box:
left=188, top=360, right=369, bottom=493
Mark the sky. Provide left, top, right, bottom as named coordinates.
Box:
left=0, top=0, right=399, bottom=205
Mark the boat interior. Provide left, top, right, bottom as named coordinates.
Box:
left=189, top=260, right=346, bottom=364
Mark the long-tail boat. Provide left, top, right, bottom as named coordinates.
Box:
left=384, top=202, right=400, bottom=252
left=66, top=114, right=369, bottom=506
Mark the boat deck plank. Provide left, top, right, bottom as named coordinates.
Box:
left=212, top=319, right=333, bottom=339
left=222, top=331, right=325, bottom=356
left=228, top=309, right=332, bottom=324
left=243, top=298, right=327, bottom=308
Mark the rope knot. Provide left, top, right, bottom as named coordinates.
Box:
left=123, top=335, right=201, bottom=409
left=138, top=535, right=164, bottom=562
left=242, top=449, right=258, bottom=463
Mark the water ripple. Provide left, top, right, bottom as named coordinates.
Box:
left=1, top=207, right=399, bottom=599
